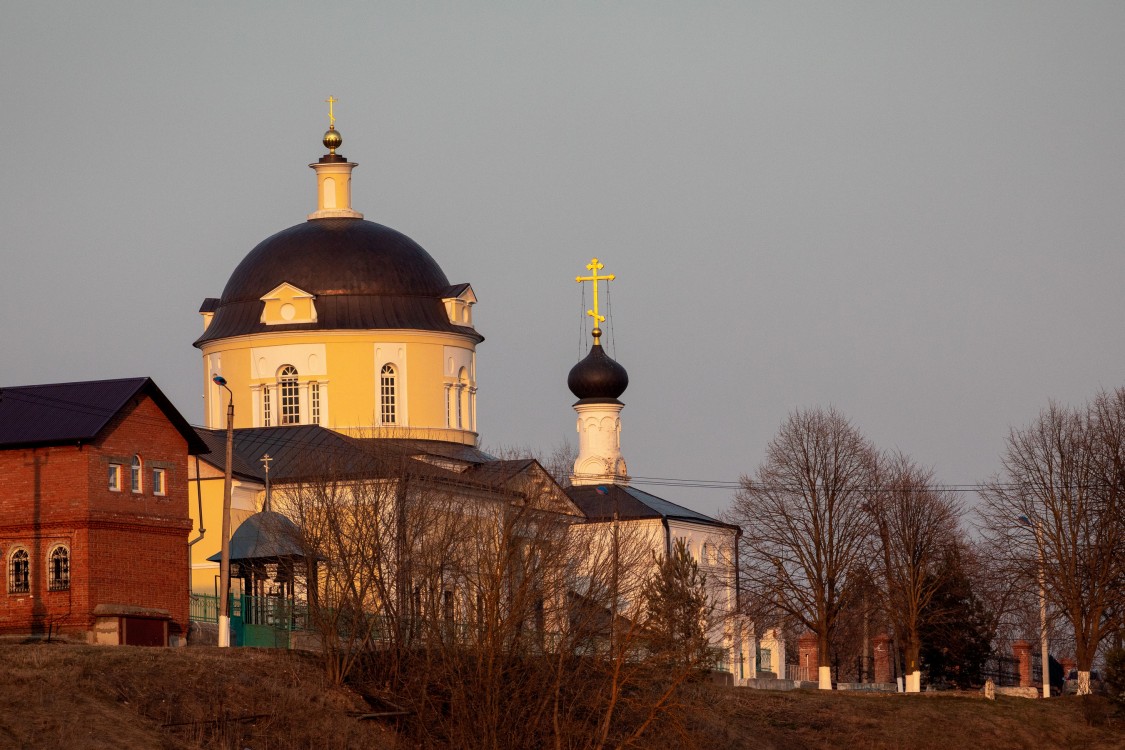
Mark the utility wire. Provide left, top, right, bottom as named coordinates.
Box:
left=6, top=389, right=1089, bottom=495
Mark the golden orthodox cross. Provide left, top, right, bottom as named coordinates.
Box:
left=261, top=453, right=272, bottom=511
left=575, top=258, right=616, bottom=345
left=325, top=96, right=338, bottom=128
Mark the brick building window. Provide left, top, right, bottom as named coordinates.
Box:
left=48, top=546, right=69, bottom=591
left=131, top=455, right=142, bottom=493
left=153, top=468, right=166, bottom=496
left=108, top=463, right=122, bottom=491
left=8, top=548, right=29, bottom=594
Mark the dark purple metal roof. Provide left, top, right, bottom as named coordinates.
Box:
left=194, top=426, right=495, bottom=488
left=194, top=218, right=482, bottom=346
left=0, top=377, right=209, bottom=454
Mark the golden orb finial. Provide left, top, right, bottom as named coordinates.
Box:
left=322, top=95, right=342, bottom=154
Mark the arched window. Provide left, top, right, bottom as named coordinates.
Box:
left=48, top=546, right=70, bottom=591
left=278, top=365, right=300, bottom=425
left=131, top=455, right=142, bottom=493
left=9, top=548, right=29, bottom=594
left=380, top=364, right=397, bottom=425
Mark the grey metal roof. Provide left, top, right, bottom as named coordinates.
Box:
left=206, top=511, right=305, bottom=563
left=565, top=484, right=737, bottom=530
left=194, top=425, right=390, bottom=482
left=194, top=426, right=501, bottom=488
left=0, top=377, right=209, bottom=454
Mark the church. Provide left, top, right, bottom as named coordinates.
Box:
left=186, top=106, right=754, bottom=681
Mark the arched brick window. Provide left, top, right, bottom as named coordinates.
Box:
left=48, top=546, right=70, bottom=591
left=131, top=454, right=142, bottom=493
left=9, top=548, right=29, bottom=594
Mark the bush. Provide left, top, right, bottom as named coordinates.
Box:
left=1104, top=646, right=1125, bottom=712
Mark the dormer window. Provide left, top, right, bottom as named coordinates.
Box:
left=260, top=283, right=318, bottom=326
left=442, top=284, right=477, bottom=328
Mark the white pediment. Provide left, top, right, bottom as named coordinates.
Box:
left=260, top=283, right=318, bottom=325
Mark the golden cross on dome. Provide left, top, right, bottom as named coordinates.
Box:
left=575, top=258, right=616, bottom=345
left=325, top=96, right=338, bottom=128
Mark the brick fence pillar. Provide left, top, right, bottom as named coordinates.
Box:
left=873, top=634, right=892, bottom=684
left=798, top=632, right=819, bottom=682
left=1013, top=640, right=1032, bottom=688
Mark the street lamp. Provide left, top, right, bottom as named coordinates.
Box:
left=1018, top=515, right=1050, bottom=698
left=213, top=374, right=234, bottom=648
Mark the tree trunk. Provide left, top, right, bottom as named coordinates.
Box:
left=818, top=629, right=832, bottom=690
left=1077, top=670, right=1091, bottom=696
left=905, top=634, right=921, bottom=693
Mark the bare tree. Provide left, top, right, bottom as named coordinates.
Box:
left=730, top=406, right=876, bottom=689
left=979, top=395, right=1125, bottom=694
left=276, top=437, right=713, bottom=748
left=869, top=452, right=962, bottom=692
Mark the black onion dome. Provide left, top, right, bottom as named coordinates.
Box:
left=568, top=344, right=629, bottom=401
left=195, top=218, right=482, bottom=346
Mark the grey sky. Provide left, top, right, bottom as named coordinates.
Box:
left=3, top=2, right=1124, bottom=516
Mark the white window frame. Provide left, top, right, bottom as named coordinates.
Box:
left=279, top=365, right=300, bottom=425
left=380, top=364, right=397, bottom=425
left=108, top=463, right=122, bottom=492
left=153, top=468, right=166, bottom=496
left=131, top=455, right=142, bottom=493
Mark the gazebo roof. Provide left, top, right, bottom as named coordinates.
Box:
left=207, top=511, right=306, bottom=563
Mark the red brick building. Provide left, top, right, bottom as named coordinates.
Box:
left=0, top=377, right=208, bottom=645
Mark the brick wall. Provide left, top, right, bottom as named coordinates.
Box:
left=0, top=393, right=192, bottom=640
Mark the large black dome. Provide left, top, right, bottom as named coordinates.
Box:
left=568, top=344, right=629, bottom=401
left=194, top=218, right=482, bottom=347
left=220, top=218, right=450, bottom=303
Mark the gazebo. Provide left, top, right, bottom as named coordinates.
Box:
left=207, top=510, right=317, bottom=645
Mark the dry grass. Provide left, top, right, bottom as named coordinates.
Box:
left=0, top=642, right=398, bottom=750
left=694, top=685, right=1124, bottom=750
left=0, top=641, right=1121, bottom=749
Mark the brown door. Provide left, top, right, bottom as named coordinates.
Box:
left=123, top=617, right=166, bottom=646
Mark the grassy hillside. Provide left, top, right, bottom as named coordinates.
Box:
left=0, top=642, right=1120, bottom=749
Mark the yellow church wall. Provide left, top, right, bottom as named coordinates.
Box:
left=406, top=343, right=444, bottom=427
left=331, top=338, right=378, bottom=427
left=187, top=460, right=262, bottom=595
left=200, top=328, right=478, bottom=442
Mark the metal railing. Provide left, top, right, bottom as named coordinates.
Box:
left=193, top=593, right=733, bottom=672
left=191, top=593, right=220, bottom=624
left=787, top=664, right=812, bottom=682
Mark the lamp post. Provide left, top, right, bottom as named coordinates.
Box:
left=213, top=375, right=234, bottom=648
left=1018, top=515, right=1050, bottom=698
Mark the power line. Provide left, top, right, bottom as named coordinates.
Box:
left=7, top=388, right=1095, bottom=496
